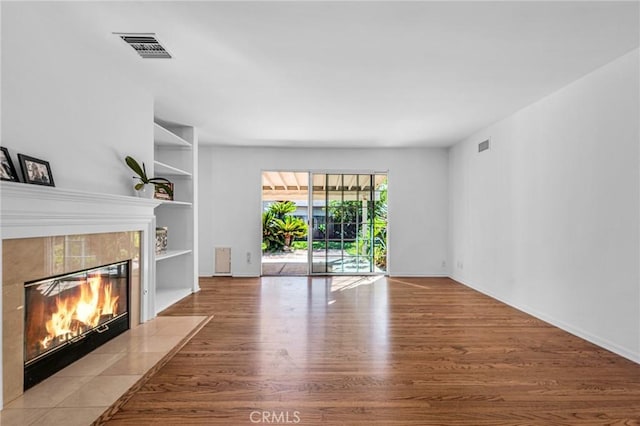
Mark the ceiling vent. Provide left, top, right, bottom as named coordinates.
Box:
left=116, top=33, right=171, bottom=59
left=478, top=139, right=490, bottom=153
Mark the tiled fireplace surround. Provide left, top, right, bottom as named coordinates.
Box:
left=0, top=182, right=160, bottom=408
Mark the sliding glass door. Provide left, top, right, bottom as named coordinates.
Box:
left=309, top=173, right=387, bottom=274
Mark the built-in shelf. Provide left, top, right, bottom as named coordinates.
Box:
left=153, top=122, right=191, bottom=147
left=152, top=120, right=198, bottom=317
left=156, top=249, right=193, bottom=262
left=155, top=288, right=193, bottom=313
left=156, top=199, right=192, bottom=207
left=153, top=160, right=192, bottom=177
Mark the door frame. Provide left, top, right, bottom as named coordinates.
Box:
left=261, top=169, right=389, bottom=276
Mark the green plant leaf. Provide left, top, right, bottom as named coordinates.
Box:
left=125, top=156, right=148, bottom=183
left=148, top=177, right=172, bottom=184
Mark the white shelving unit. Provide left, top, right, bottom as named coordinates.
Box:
left=153, top=160, right=192, bottom=177
left=156, top=249, right=193, bottom=261
left=152, top=120, right=199, bottom=315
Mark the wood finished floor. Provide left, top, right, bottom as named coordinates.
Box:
left=103, top=276, right=640, bottom=425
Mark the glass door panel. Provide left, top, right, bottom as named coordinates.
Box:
left=310, top=173, right=387, bottom=275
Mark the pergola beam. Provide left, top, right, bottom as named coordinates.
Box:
left=276, top=171, right=289, bottom=190
left=292, top=172, right=301, bottom=190
left=262, top=172, right=276, bottom=190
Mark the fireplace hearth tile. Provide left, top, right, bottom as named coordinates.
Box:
left=89, top=333, right=139, bottom=355
left=130, top=333, right=184, bottom=353
left=154, top=317, right=209, bottom=336
left=0, top=407, right=48, bottom=426
left=154, top=315, right=205, bottom=326
left=5, top=376, right=94, bottom=409
left=37, top=407, right=108, bottom=426
left=99, top=351, right=165, bottom=376
left=1, top=315, right=208, bottom=424
left=53, top=353, right=126, bottom=378
left=57, top=374, right=141, bottom=408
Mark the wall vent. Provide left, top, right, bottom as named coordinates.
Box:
left=115, top=33, right=171, bottom=59
left=215, top=247, right=231, bottom=274
left=478, top=139, right=490, bottom=153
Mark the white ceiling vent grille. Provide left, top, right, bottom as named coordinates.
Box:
left=116, top=33, right=171, bottom=59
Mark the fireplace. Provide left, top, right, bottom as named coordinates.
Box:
left=2, top=183, right=154, bottom=406
left=23, top=260, right=130, bottom=390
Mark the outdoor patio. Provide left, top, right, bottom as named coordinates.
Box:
left=262, top=250, right=383, bottom=275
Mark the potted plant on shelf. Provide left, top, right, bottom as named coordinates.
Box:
left=125, top=156, right=174, bottom=199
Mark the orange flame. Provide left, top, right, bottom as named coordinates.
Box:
left=41, top=274, right=120, bottom=350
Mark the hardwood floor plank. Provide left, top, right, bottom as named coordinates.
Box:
left=102, top=276, right=640, bottom=425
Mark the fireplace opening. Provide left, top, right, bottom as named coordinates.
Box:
left=24, top=260, right=130, bottom=390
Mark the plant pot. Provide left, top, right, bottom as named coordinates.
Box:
left=135, top=183, right=154, bottom=199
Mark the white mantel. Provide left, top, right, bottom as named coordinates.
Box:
left=0, top=181, right=160, bottom=408
left=1, top=182, right=160, bottom=238
left=1, top=181, right=160, bottom=318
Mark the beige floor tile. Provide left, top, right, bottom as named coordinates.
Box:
left=130, top=333, right=184, bottom=353
left=154, top=315, right=206, bottom=328
left=0, top=408, right=48, bottom=426
left=99, top=352, right=165, bottom=376
left=53, top=352, right=126, bottom=378
left=154, top=322, right=199, bottom=336
left=5, top=376, right=94, bottom=409
left=127, top=321, right=161, bottom=337
left=34, top=407, right=107, bottom=426
left=57, top=375, right=141, bottom=408
left=90, top=333, right=139, bottom=354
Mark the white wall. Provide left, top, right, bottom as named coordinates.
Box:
left=199, top=147, right=449, bottom=277
left=1, top=3, right=153, bottom=408
left=1, top=3, right=153, bottom=196
left=449, top=49, right=640, bottom=362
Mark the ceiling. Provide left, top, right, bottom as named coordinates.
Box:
left=5, top=1, right=639, bottom=148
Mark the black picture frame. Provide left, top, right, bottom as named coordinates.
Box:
left=18, top=154, right=55, bottom=187
left=0, top=147, right=20, bottom=182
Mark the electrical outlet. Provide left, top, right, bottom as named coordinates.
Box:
left=246, top=251, right=251, bottom=264
left=441, top=261, right=446, bottom=268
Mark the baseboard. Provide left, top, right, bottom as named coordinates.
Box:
left=388, top=273, right=449, bottom=278
left=232, top=274, right=261, bottom=278
left=450, top=274, right=640, bottom=365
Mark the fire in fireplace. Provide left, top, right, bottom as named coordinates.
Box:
left=24, top=261, right=130, bottom=389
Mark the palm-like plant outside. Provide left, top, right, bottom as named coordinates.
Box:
left=262, top=201, right=308, bottom=252
left=274, top=216, right=308, bottom=250
left=268, top=200, right=296, bottom=219
left=262, top=210, right=280, bottom=252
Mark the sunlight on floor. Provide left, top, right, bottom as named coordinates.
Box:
left=330, top=275, right=383, bottom=293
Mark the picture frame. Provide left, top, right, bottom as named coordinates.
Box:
left=0, top=147, right=20, bottom=182
left=154, top=182, right=174, bottom=201
left=155, top=227, right=168, bottom=255
left=18, top=154, right=55, bottom=187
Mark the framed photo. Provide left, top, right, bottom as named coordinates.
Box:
left=18, top=154, right=55, bottom=187
left=155, top=227, right=168, bottom=255
left=0, top=147, right=20, bottom=182
left=154, top=182, right=174, bottom=201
